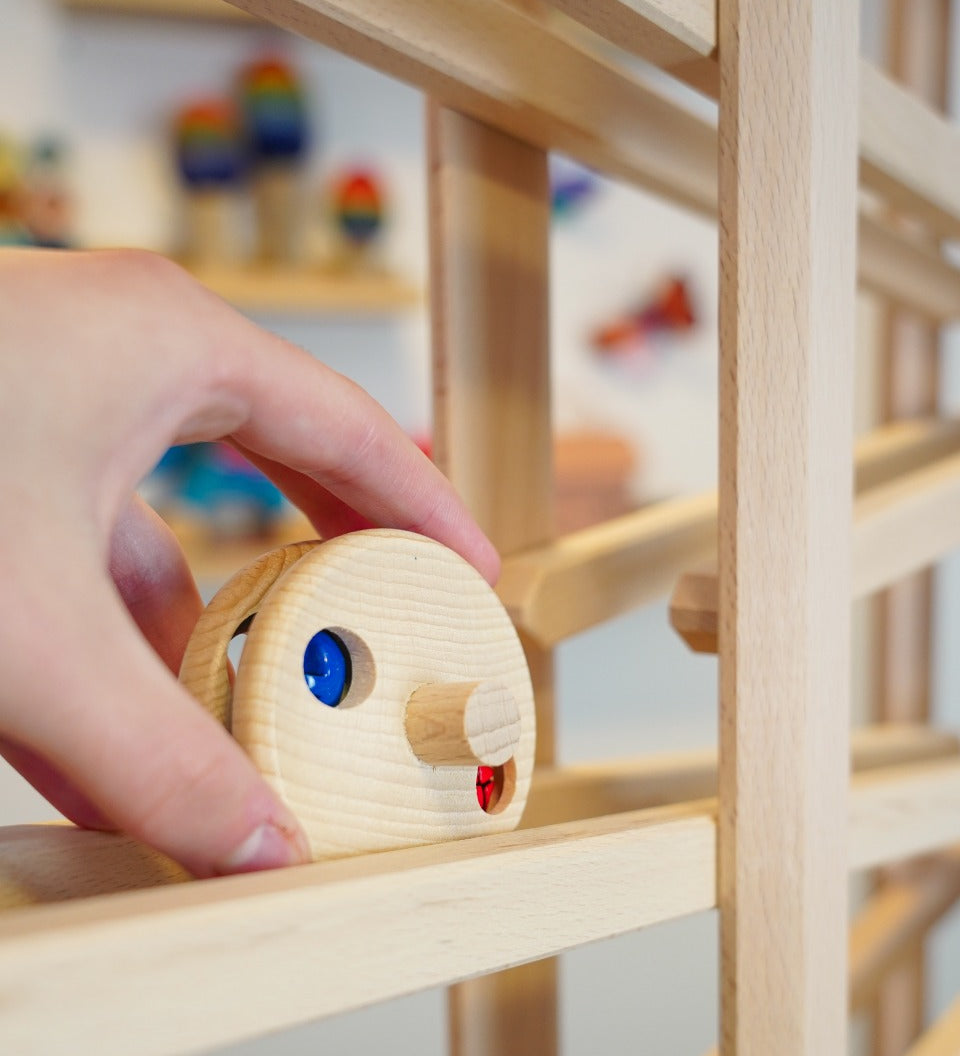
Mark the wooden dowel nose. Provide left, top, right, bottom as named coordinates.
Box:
left=405, top=681, right=521, bottom=767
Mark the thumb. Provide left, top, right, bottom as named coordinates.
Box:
left=2, top=570, right=310, bottom=878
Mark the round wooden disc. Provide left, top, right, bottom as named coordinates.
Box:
left=232, top=529, right=536, bottom=859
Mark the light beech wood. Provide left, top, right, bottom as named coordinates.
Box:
left=523, top=723, right=960, bottom=829
left=63, top=0, right=255, bottom=18
left=427, top=104, right=558, bottom=1056
left=717, top=3, right=858, bottom=1055
left=405, top=681, right=521, bottom=767
left=0, top=723, right=953, bottom=910
left=858, top=214, right=960, bottom=324
left=184, top=264, right=422, bottom=315
left=507, top=418, right=960, bottom=649
left=498, top=492, right=716, bottom=646
left=227, top=0, right=719, bottom=216
left=671, top=443, right=960, bottom=654
left=4, top=758, right=960, bottom=1052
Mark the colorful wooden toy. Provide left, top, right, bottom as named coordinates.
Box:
left=328, top=166, right=386, bottom=269
left=179, top=530, right=536, bottom=859
left=173, top=99, right=244, bottom=265
left=239, top=55, right=309, bottom=263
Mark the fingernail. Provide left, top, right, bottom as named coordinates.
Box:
left=216, top=821, right=311, bottom=875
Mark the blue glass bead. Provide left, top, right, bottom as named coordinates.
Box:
left=303, top=630, right=350, bottom=707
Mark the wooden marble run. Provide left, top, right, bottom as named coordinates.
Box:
left=4, top=1, right=960, bottom=1055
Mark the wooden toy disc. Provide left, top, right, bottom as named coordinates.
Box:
left=232, top=530, right=536, bottom=859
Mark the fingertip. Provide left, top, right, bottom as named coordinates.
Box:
left=212, top=818, right=311, bottom=878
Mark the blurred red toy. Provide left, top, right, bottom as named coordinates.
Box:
left=591, top=276, right=696, bottom=356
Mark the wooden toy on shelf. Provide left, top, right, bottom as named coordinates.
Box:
left=327, top=165, right=387, bottom=270
left=173, top=99, right=244, bottom=265
left=179, top=530, right=536, bottom=858
left=240, top=55, right=309, bottom=263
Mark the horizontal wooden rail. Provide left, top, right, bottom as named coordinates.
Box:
left=0, top=801, right=717, bottom=1056
left=3, top=756, right=960, bottom=1052
left=504, top=418, right=960, bottom=646
left=2, top=756, right=960, bottom=1052
left=858, top=214, right=960, bottom=323
left=498, top=492, right=717, bottom=646
left=227, top=0, right=719, bottom=215
left=671, top=436, right=960, bottom=653
left=226, top=1, right=960, bottom=323
left=542, top=0, right=960, bottom=240
left=524, top=723, right=959, bottom=828
left=0, top=723, right=952, bottom=910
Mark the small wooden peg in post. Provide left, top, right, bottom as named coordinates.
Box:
left=405, top=681, right=520, bottom=767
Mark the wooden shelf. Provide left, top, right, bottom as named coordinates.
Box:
left=184, top=264, right=423, bottom=316
left=61, top=0, right=256, bottom=20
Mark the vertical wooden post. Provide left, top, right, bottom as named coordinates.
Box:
left=427, top=103, right=557, bottom=1056
left=717, top=1, right=858, bottom=1053
left=872, top=4, right=952, bottom=1053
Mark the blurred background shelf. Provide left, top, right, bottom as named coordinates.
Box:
left=184, top=264, right=423, bottom=315
left=61, top=0, right=256, bottom=21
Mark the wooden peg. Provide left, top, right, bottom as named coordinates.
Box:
left=405, top=681, right=520, bottom=767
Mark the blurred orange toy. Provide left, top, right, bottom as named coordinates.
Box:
left=591, top=275, right=696, bottom=356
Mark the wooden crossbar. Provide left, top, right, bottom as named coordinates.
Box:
left=222, top=1, right=960, bottom=324
left=2, top=756, right=960, bottom=1053
left=226, top=0, right=718, bottom=215
left=542, top=0, right=960, bottom=241
left=501, top=418, right=960, bottom=646
left=671, top=438, right=960, bottom=654
left=0, top=722, right=948, bottom=912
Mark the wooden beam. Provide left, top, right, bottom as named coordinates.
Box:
left=717, top=3, right=858, bottom=1054
left=0, top=802, right=718, bottom=1056
left=498, top=492, right=716, bottom=646
left=0, top=722, right=953, bottom=910
left=671, top=443, right=960, bottom=654
left=426, top=104, right=558, bottom=1056
left=4, top=757, right=960, bottom=1052
left=501, top=417, right=960, bottom=649
left=523, top=723, right=960, bottom=829
left=226, top=0, right=719, bottom=216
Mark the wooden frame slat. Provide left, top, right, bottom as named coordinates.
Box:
left=0, top=802, right=718, bottom=1056
left=858, top=214, right=960, bottom=324
left=716, top=2, right=858, bottom=1053
left=217, top=1, right=960, bottom=324
left=226, top=0, right=719, bottom=215
left=671, top=442, right=960, bottom=654
left=497, top=492, right=716, bottom=646
left=540, top=0, right=960, bottom=243
left=0, top=722, right=954, bottom=909
left=507, top=416, right=960, bottom=648
left=427, top=101, right=559, bottom=1056
left=4, top=756, right=960, bottom=1053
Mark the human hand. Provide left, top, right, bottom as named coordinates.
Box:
left=0, top=248, right=499, bottom=878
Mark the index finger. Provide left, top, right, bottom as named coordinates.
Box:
left=204, top=322, right=501, bottom=585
